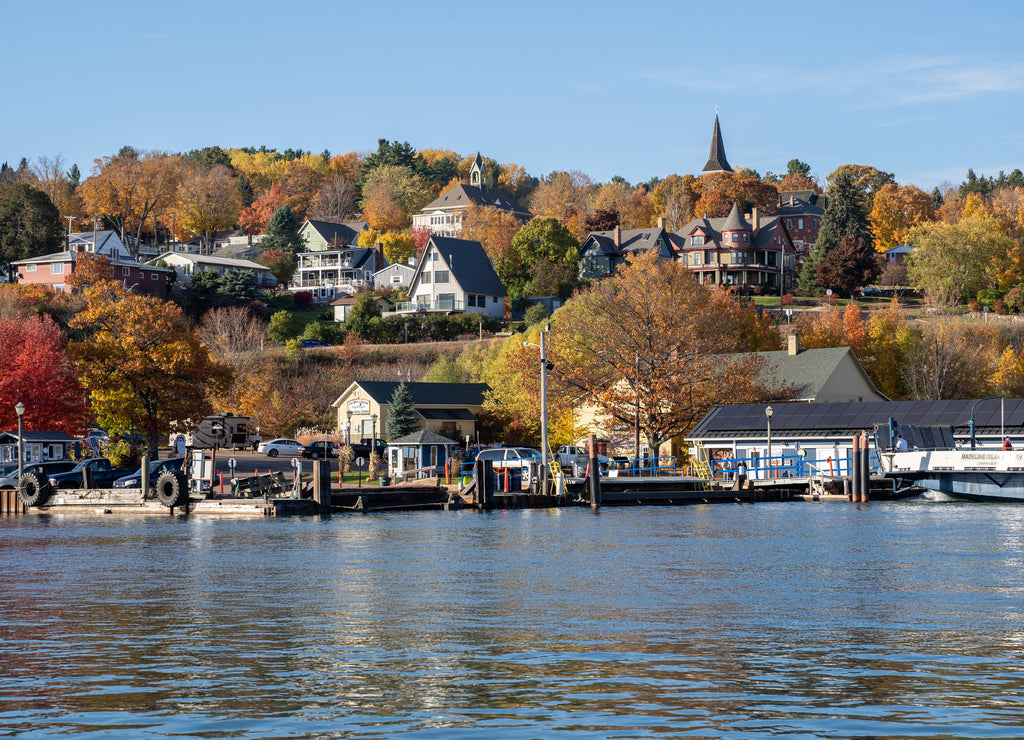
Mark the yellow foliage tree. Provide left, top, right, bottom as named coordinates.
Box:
left=380, top=232, right=415, bottom=265
left=869, top=183, right=936, bottom=252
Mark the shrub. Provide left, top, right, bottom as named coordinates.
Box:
left=993, top=298, right=1008, bottom=315
left=523, top=303, right=550, bottom=326
left=968, top=299, right=981, bottom=313
left=1003, top=286, right=1024, bottom=313
left=293, top=291, right=313, bottom=307
left=781, top=293, right=794, bottom=306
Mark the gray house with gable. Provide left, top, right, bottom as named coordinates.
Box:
left=399, top=236, right=506, bottom=317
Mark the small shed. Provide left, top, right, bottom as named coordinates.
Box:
left=0, top=431, right=79, bottom=465
left=386, top=429, right=458, bottom=480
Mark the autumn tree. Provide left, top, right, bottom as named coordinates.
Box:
left=360, top=165, right=431, bottom=231
left=380, top=232, right=415, bottom=266
left=257, top=248, right=297, bottom=285
left=815, top=236, right=880, bottom=297
left=905, top=216, right=1010, bottom=305
left=652, top=174, right=695, bottom=229
left=502, top=217, right=579, bottom=300
left=69, top=282, right=232, bottom=455
left=0, top=183, right=63, bottom=279
left=175, top=164, right=241, bottom=246
left=78, top=149, right=181, bottom=254
left=495, top=162, right=539, bottom=203
left=869, top=183, right=936, bottom=252
left=197, top=306, right=270, bottom=412
left=826, top=164, right=895, bottom=215
left=66, top=253, right=116, bottom=293
left=550, top=252, right=786, bottom=455
left=863, top=298, right=914, bottom=399
left=0, top=314, right=92, bottom=434
left=460, top=205, right=522, bottom=265
left=902, top=319, right=997, bottom=400
left=237, top=180, right=289, bottom=235
left=228, top=149, right=288, bottom=193
left=592, top=181, right=656, bottom=228
left=528, top=170, right=596, bottom=240
left=692, top=171, right=779, bottom=220
left=32, top=155, right=86, bottom=226
left=309, top=174, right=356, bottom=223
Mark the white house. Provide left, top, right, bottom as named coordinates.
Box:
left=398, top=236, right=506, bottom=317
left=373, top=262, right=416, bottom=290
left=152, top=252, right=278, bottom=287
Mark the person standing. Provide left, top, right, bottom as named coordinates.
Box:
left=896, top=435, right=908, bottom=453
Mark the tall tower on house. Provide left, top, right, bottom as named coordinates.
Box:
left=469, top=153, right=487, bottom=188
left=702, top=113, right=733, bottom=175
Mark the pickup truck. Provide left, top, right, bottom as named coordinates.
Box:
left=48, top=458, right=132, bottom=489
left=555, top=445, right=609, bottom=469
left=348, top=438, right=388, bottom=458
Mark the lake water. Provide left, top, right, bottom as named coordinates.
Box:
left=2, top=502, right=1024, bottom=739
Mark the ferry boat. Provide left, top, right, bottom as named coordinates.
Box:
left=880, top=448, right=1024, bottom=502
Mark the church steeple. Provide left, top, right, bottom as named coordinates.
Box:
left=701, top=113, right=733, bottom=175
left=469, top=152, right=487, bottom=188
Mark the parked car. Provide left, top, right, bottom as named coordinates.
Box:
left=299, top=339, right=330, bottom=348
left=113, top=457, right=187, bottom=489
left=555, top=444, right=609, bottom=469
left=49, top=458, right=133, bottom=489
left=257, top=438, right=304, bottom=457
left=475, top=447, right=542, bottom=468
left=301, top=440, right=339, bottom=459
left=0, top=461, right=78, bottom=489
left=348, top=438, right=388, bottom=458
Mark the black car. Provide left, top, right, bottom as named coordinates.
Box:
left=301, top=440, right=339, bottom=459
left=348, top=439, right=388, bottom=458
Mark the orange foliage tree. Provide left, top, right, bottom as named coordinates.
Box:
left=550, top=251, right=789, bottom=454
left=69, top=282, right=232, bottom=454
left=238, top=180, right=289, bottom=235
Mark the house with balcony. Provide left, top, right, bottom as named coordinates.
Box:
left=290, top=246, right=384, bottom=302
left=411, top=154, right=532, bottom=237
left=398, top=236, right=506, bottom=317
left=578, top=223, right=676, bottom=280
left=675, top=203, right=796, bottom=293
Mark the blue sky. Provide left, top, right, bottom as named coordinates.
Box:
left=5, top=1, right=1024, bottom=191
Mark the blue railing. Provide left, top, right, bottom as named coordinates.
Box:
left=710, top=451, right=880, bottom=480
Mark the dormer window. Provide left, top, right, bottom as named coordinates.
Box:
left=691, top=235, right=704, bottom=246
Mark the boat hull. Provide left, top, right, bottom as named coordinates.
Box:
left=882, top=449, right=1024, bottom=502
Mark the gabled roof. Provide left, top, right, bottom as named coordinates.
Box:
left=702, top=114, right=733, bottom=174
left=388, top=429, right=459, bottom=446
left=302, top=219, right=368, bottom=246
left=750, top=346, right=886, bottom=401
left=778, top=190, right=825, bottom=208
left=580, top=228, right=671, bottom=257
left=13, top=251, right=172, bottom=273
left=885, top=244, right=914, bottom=255
left=677, top=209, right=794, bottom=252
left=778, top=196, right=825, bottom=218
left=417, top=236, right=507, bottom=297
left=0, top=431, right=78, bottom=443
left=332, top=381, right=490, bottom=408
left=420, top=183, right=532, bottom=218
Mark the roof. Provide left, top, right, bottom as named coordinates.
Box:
left=677, top=210, right=794, bottom=253
left=777, top=197, right=825, bottom=218
left=154, top=252, right=272, bottom=272
left=420, top=236, right=507, bottom=297
left=580, top=227, right=671, bottom=258
left=12, top=251, right=172, bottom=273
left=387, top=429, right=459, bottom=446
left=885, top=244, right=914, bottom=255
left=688, top=399, right=1024, bottom=440
left=303, top=219, right=367, bottom=246
left=420, top=183, right=532, bottom=218
left=702, top=114, right=733, bottom=174
left=418, top=408, right=477, bottom=421
left=0, top=431, right=78, bottom=443
left=721, top=202, right=749, bottom=231
left=750, top=346, right=884, bottom=401
left=334, top=381, right=490, bottom=408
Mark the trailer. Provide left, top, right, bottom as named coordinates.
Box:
left=172, top=414, right=261, bottom=451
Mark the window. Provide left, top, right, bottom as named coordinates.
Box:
left=742, top=233, right=748, bottom=242
left=26, top=264, right=37, bottom=272
left=421, top=272, right=431, bottom=284
left=798, top=218, right=804, bottom=229
left=787, top=219, right=793, bottom=229
left=391, top=275, right=402, bottom=284
left=150, top=272, right=158, bottom=280
left=693, top=253, right=702, bottom=266
left=680, top=254, right=688, bottom=266
left=492, top=296, right=498, bottom=303
left=434, top=270, right=450, bottom=283
left=731, top=233, right=739, bottom=243
left=122, top=267, right=131, bottom=276
left=691, top=235, right=704, bottom=246
left=50, top=263, right=64, bottom=275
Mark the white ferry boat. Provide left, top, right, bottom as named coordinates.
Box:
left=880, top=448, right=1024, bottom=502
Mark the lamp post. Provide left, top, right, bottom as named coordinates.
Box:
left=765, top=405, right=773, bottom=478
left=523, top=323, right=551, bottom=494
left=346, top=412, right=352, bottom=445
left=15, top=402, right=25, bottom=484
left=633, top=351, right=640, bottom=473
left=371, top=414, right=378, bottom=450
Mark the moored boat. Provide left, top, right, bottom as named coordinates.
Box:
left=880, top=448, right=1024, bottom=502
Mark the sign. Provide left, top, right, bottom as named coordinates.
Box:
left=228, top=457, right=237, bottom=471
left=347, top=399, right=370, bottom=415
left=356, top=457, right=365, bottom=467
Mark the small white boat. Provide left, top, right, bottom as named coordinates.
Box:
left=880, top=448, right=1024, bottom=502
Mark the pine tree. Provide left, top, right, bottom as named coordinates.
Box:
left=386, top=383, right=419, bottom=440
left=798, top=171, right=872, bottom=293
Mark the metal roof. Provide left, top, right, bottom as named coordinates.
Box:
left=688, top=399, right=1024, bottom=439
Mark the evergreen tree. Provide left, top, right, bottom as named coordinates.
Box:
left=0, top=183, right=63, bottom=280
left=930, top=186, right=944, bottom=211
left=386, top=383, right=419, bottom=440
left=798, top=171, right=871, bottom=293
left=258, top=206, right=303, bottom=254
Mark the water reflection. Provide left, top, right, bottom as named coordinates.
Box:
left=3, top=504, right=1024, bottom=737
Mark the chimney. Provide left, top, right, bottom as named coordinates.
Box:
left=788, top=334, right=799, bottom=356
left=789, top=195, right=795, bottom=206
left=657, top=216, right=666, bottom=229
left=751, top=207, right=760, bottom=236
left=613, top=225, right=621, bottom=247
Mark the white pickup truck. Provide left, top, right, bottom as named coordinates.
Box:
left=555, top=445, right=609, bottom=471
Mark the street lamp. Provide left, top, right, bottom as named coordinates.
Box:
left=633, top=351, right=640, bottom=473
left=346, top=411, right=352, bottom=445
left=765, top=405, right=773, bottom=478
left=371, top=414, right=378, bottom=449
left=523, top=323, right=551, bottom=493
left=15, top=402, right=25, bottom=484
